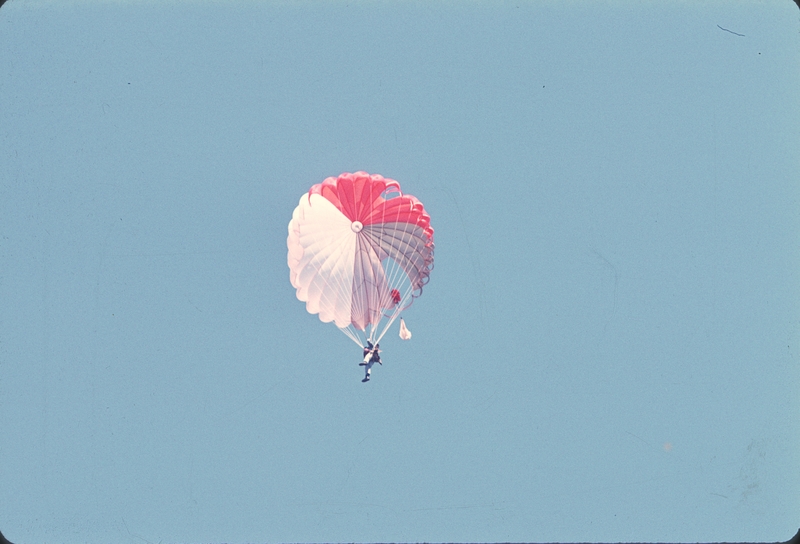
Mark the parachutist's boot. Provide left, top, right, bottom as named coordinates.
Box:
left=362, top=375, right=369, bottom=383
left=359, top=361, right=367, bottom=366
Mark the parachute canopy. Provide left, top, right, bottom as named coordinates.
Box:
left=287, top=172, right=434, bottom=346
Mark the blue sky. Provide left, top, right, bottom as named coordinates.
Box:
left=1, top=1, right=799, bottom=542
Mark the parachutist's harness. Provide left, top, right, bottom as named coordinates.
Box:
left=360, top=345, right=382, bottom=385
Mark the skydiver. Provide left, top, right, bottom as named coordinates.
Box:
left=359, top=343, right=381, bottom=382
left=362, top=340, right=374, bottom=363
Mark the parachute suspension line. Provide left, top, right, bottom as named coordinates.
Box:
left=340, top=325, right=364, bottom=348
left=370, top=189, right=391, bottom=345
left=374, top=260, right=414, bottom=344
left=374, top=285, right=412, bottom=344
left=373, top=200, right=417, bottom=345
left=360, top=242, right=383, bottom=340
left=346, top=236, right=364, bottom=334
left=323, top=227, right=358, bottom=336
left=381, top=262, right=409, bottom=324
left=383, top=192, right=422, bottom=343
left=341, top=313, right=381, bottom=349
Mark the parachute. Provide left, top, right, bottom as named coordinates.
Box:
left=399, top=317, right=412, bottom=340
left=287, top=172, right=434, bottom=347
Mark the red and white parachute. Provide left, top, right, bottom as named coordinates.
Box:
left=287, top=172, right=434, bottom=346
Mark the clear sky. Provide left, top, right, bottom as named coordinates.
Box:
left=1, top=1, right=799, bottom=543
